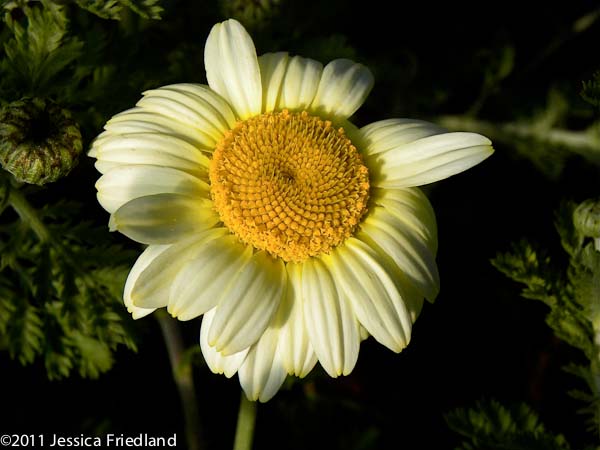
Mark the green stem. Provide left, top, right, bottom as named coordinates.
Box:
left=6, top=182, right=96, bottom=285
left=436, top=115, right=600, bottom=164
left=7, top=184, right=50, bottom=242
left=156, top=311, right=204, bottom=450
left=233, top=392, right=257, bottom=450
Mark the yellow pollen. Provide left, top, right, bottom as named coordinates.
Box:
left=209, top=110, right=370, bottom=263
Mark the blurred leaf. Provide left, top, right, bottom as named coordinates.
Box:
left=581, top=71, right=600, bottom=108
left=1, top=1, right=83, bottom=96
left=446, top=399, right=571, bottom=450
left=75, top=0, right=163, bottom=20
left=0, top=183, right=138, bottom=379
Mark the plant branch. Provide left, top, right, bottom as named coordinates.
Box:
left=156, top=311, right=204, bottom=450
left=437, top=115, right=600, bottom=165
left=233, top=392, right=257, bottom=450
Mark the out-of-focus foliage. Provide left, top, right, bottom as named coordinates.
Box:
left=446, top=400, right=571, bottom=450
left=75, top=0, right=163, bottom=20
left=0, top=177, right=137, bottom=379
left=0, top=0, right=157, bottom=379
left=220, top=0, right=280, bottom=30
left=581, top=71, right=600, bottom=108
left=484, top=199, right=600, bottom=442
left=0, top=1, right=83, bottom=97
left=440, top=88, right=600, bottom=180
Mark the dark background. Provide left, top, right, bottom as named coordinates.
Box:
left=2, top=0, right=600, bottom=448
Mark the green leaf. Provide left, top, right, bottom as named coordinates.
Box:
left=493, top=198, right=600, bottom=436
left=75, top=0, right=163, bottom=20
left=1, top=1, right=83, bottom=96
left=446, top=400, right=571, bottom=450
left=581, top=71, right=600, bottom=108
left=0, top=183, right=138, bottom=380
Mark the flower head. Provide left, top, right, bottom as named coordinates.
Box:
left=90, top=19, right=493, bottom=401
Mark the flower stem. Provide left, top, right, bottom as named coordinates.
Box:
left=436, top=115, right=600, bottom=163
left=233, top=392, right=257, bottom=450
left=7, top=183, right=50, bottom=243
left=156, top=311, right=204, bottom=450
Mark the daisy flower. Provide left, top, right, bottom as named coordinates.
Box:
left=90, top=19, right=493, bottom=402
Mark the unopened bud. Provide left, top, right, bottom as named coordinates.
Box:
left=0, top=97, right=82, bottom=185
left=574, top=199, right=600, bottom=251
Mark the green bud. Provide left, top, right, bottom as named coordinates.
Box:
left=0, top=97, right=82, bottom=185
left=573, top=198, right=600, bottom=238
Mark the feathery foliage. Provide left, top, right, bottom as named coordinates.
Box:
left=0, top=1, right=83, bottom=97
left=75, top=0, right=163, bottom=20
left=490, top=200, right=600, bottom=438
left=446, top=400, right=571, bottom=450
left=0, top=179, right=138, bottom=379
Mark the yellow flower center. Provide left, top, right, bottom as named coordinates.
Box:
left=209, top=110, right=369, bottom=263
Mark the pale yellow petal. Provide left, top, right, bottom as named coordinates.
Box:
left=168, top=236, right=252, bottom=320
left=278, top=263, right=317, bottom=377
left=209, top=251, right=286, bottom=356
left=238, top=325, right=287, bottom=403
left=123, top=245, right=170, bottom=318
left=111, top=193, right=219, bottom=245
left=310, top=59, right=373, bottom=121
left=92, top=133, right=209, bottom=177
left=358, top=206, right=439, bottom=301
left=279, top=56, right=323, bottom=111
left=200, top=308, right=249, bottom=378
left=301, top=257, right=360, bottom=377
left=96, top=165, right=209, bottom=214
left=326, top=239, right=412, bottom=353
left=359, top=119, right=446, bottom=155
left=137, top=84, right=236, bottom=146
left=130, top=229, right=228, bottom=309
left=368, top=132, right=493, bottom=188
left=204, top=19, right=262, bottom=119
left=371, top=187, right=437, bottom=254
left=258, top=52, right=289, bottom=112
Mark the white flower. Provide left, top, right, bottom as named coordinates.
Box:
left=90, top=19, right=493, bottom=401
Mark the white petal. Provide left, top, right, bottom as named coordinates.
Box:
left=123, top=245, right=170, bottom=319
left=238, top=325, right=287, bottom=402
left=326, top=239, right=412, bottom=353
left=369, top=132, right=494, bottom=188
left=359, top=119, right=446, bottom=155
left=359, top=325, right=370, bottom=341
left=111, top=193, right=219, bottom=245
left=209, top=251, right=286, bottom=355
left=92, top=133, right=209, bottom=177
left=358, top=207, right=439, bottom=301
left=130, top=229, right=228, bottom=308
left=96, top=165, right=209, bottom=214
left=310, top=59, right=373, bottom=120
left=200, top=308, right=249, bottom=378
left=204, top=19, right=262, bottom=119
left=279, top=56, right=323, bottom=111
left=371, top=187, right=437, bottom=254
left=104, top=109, right=219, bottom=152
left=301, top=258, right=360, bottom=377
left=259, top=52, right=289, bottom=113
left=137, top=84, right=236, bottom=146
left=278, top=263, right=317, bottom=377
left=168, top=236, right=252, bottom=320
left=105, top=112, right=185, bottom=135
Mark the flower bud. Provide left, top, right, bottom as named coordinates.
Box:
left=574, top=199, right=600, bottom=238
left=574, top=199, right=600, bottom=251
left=0, top=97, right=82, bottom=185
